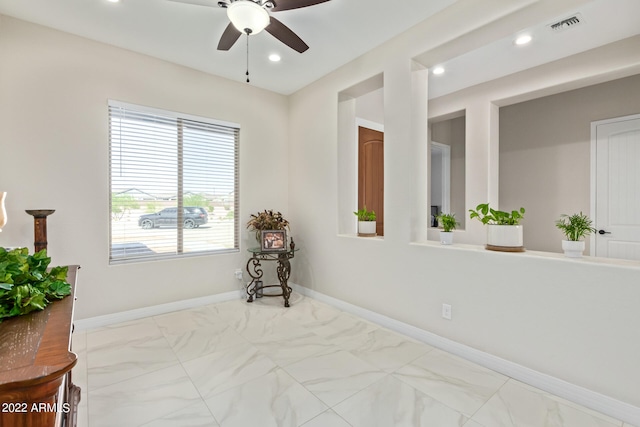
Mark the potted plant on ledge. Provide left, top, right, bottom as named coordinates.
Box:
left=436, top=213, right=458, bottom=245
left=469, top=203, right=526, bottom=252
left=555, top=212, right=595, bottom=258
left=354, top=206, right=376, bottom=237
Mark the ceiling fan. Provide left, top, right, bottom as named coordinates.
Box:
left=170, top=0, right=331, bottom=53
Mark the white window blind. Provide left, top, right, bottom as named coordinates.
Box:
left=109, top=101, right=239, bottom=263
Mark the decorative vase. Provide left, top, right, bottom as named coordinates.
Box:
left=255, top=231, right=262, bottom=247
left=358, top=220, right=376, bottom=237
left=562, top=240, right=585, bottom=258
left=0, top=192, right=6, bottom=232
left=486, top=224, right=524, bottom=251
left=440, top=231, right=454, bottom=245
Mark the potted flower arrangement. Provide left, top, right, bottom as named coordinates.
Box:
left=555, top=212, right=596, bottom=258
left=435, top=213, right=458, bottom=245
left=353, top=206, right=376, bottom=237
left=469, top=203, right=526, bottom=251
left=247, top=210, right=290, bottom=244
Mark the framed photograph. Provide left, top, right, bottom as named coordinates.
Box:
left=261, top=230, right=287, bottom=251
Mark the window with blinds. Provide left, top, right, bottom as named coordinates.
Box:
left=109, top=101, right=239, bottom=263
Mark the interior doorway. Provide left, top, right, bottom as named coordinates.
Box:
left=358, top=125, right=384, bottom=236
left=430, top=141, right=450, bottom=227
left=429, top=113, right=466, bottom=231
left=592, top=113, right=640, bottom=260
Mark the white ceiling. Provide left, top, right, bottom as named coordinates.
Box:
left=0, top=0, right=639, bottom=96
left=0, top=0, right=456, bottom=94
left=422, top=0, right=640, bottom=99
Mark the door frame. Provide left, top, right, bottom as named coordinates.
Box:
left=589, top=112, right=640, bottom=256
left=430, top=141, right=451, bottom=219
left=355, top=117, right=384, bottom=217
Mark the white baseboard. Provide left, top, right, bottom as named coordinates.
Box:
left=73, top=289, right=245, bottom=331
left=292, top=284, right=640, bottom=426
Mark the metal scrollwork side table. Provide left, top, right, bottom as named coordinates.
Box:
left=246, top=239, right=298, bottom=307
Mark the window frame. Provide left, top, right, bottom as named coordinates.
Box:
left=108, top=100, right=240, bottom=264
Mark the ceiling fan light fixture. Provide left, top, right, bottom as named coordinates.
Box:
left=227, top=1, right=270, bottom=35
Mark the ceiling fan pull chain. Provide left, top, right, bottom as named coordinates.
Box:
left=245, top=30, right=251, bottom=83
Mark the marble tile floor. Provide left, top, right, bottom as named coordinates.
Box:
left=71, top=293, right=634, bottom=427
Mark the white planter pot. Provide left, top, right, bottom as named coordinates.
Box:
left=440, top=231, right=454, bottom=245
left=358, top=221, right=376, bottom=237
left=486, top=224, right=524, bottom=251
left=562, top=240, right=585, bottom=258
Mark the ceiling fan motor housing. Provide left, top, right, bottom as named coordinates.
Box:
left=227, top=0, right=270, bottom=34
left=215, top=0, right=329, bottom=53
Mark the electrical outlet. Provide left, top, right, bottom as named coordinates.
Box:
left=234, top=269, right=243, bottom=280
left=442, top=303, right=452, bottom=320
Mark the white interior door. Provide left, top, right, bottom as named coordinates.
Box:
left=593, top=115, right=640, bottom=260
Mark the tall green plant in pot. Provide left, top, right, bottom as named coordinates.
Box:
left=354, top=206, right=376, bottom=237
left=436, top=213, right=458, bottom=245
left=555, top=212, right=595, bottom=258
left=469, top=203, right=526, bottom=251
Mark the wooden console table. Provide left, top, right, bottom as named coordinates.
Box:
left=0, top=265, right=81, bottom=427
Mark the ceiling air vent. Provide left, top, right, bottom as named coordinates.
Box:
left=548, top=13, right=584, bottom=32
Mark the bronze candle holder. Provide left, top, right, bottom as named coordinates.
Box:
left=25, top=209, right=55, bottom=253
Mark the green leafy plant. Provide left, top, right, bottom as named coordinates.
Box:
left=353, top=206, right=376, bottom=221
left=247, top=210, right=290, bottom=241
left=469, top=203, right=525, bottom=225
left=0, top=248, right=71, bottom=322
left=555, top=212, right=596, bottom=241
left=436, top=213, right=458, bottom=232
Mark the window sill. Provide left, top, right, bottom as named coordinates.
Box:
left=338, top=234, right=385, bottom=241
left=410, top=240, right=640, bottom=269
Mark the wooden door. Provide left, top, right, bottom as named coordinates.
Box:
left=594, top=115, right=640, bottom=260
left=358, top=126, right=384, bottom=236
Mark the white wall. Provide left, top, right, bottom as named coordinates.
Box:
left=0, top=15, right=290, bottom=320
left=500, top=74, right=640, bottom=253
left=289, top=1, right=640, bottom=415
left=355, top=88, right=384, bottom=125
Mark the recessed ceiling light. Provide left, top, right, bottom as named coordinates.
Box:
left=515, top=34, right=532, bottom=45
left=106, top=0, right=121, bottom=3
left=268, top=54, right=281, bottom=62
left=432, top=66, right=445, bottom=75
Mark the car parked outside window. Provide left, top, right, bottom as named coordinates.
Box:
left=138, top=207, right=208, bottom=229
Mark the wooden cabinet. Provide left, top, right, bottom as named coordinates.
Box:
left=0, top=265, right=81, bottom=427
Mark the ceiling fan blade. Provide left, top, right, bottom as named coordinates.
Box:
left=167, top=0, right=218, bottom=8
left=265, top=17, right=309, bottom=53
left=217, top=23, right=242, bottom=50
left=271, top=0, right=330, bottom=12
